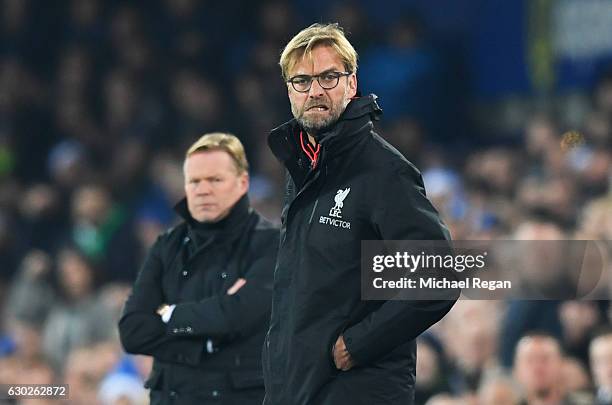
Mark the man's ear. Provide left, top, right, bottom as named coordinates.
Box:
left=240, top=172, right=249, bottom=194
left=348, top=74, right=357, bottom=98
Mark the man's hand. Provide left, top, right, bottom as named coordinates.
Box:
left=156, top=304, right=171, bottom=316
left=156, top=304, right=176, bottom=323
left=227, top=278, right=247, bottom=295
left=333, top=335, right=355, bottom=371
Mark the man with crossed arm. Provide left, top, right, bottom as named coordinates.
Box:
left=119, top=133, right=277, bottom=404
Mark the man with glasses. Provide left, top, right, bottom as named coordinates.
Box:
left=263, top=23, right=458, bottom=405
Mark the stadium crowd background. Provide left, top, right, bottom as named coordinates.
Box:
left=1, top=0, right=612, bottom=404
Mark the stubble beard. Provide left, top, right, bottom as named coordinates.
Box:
left=293, top=97, right=349, bottom=136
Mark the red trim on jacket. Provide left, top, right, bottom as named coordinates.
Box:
left=299, top=131, right=320, bottom=169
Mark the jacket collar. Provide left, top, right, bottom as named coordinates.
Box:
left=268, top=94, right=382, bottom=166
left=174, top=193, right=251, bottom=240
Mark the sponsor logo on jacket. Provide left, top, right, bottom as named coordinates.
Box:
left=320, top=188, right=351, bottom=229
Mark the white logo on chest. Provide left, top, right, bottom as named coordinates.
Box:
left=320, top=188, right=351, bottom=229
left=329, top=188, right=350, bottom=218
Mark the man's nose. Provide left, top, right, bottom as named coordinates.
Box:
left=195, top=181, right=212, bottom=194
left=308, top=78, right=325, bottom=97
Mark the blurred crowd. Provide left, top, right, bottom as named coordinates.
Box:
left=0, top=0, right=611, bottom=404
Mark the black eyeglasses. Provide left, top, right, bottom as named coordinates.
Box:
left=287, top=71, right=351, bottom=93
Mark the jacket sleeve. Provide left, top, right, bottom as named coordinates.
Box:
left=165, top=228, right=277, bottom=339
left=342, top=165, right=459, bottom=366
left=118, top=236, right=205, bottom=365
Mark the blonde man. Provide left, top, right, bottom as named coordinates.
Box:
left=263, top=23, right=457, bottom=405
left=119, top=133, right=278, bottom=405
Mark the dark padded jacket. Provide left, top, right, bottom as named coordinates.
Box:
left=262, top=95, right=458, bottom=405
left=119, top=195, right=278, bottom=404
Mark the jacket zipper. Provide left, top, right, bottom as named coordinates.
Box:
left=283, top=158, right=323, bottom=231
left=307, top=199, right=319, bottom=224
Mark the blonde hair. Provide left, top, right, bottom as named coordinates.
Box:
left=185, top=132, right=249, bottom=174
left=279, top=23, right=358, bottom=80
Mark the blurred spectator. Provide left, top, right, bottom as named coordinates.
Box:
left=415, top=333, right=452, bottom=404
left=524, top=115, right=560, bottom=175
left=2, top=318, right=46, bottom=365
left=64, top=0, right=105, bottom=44
left=499, top=220, right=567, bottom=368
left=442, top=301, right=503, bottom=398
left=358, top=11, right=447, bottom=134
left=325, top=2, right=372, bottom=51
left=513, top=333, right=591, bottom=405
left=590, top=328, right=612, bottom=405
left=5, top=250, right=54, bottom=326
left=561, top=357, right=592, bottom=394
left=64, top=344, right=115, bottom=404
left=170, top=69, right=226, bottom=142
left=1, top=246, right=115, bottom=374
left=576, top=196, right=612, bottom=240
left=478, top=375, right=521, bottom=405
left=47, top=139, right=91, bottom=191
left=19, top=184, right=67, bottom=252
left=98, top=372, right=148, bottom=405
left=560, top=301, right=603, bottom=366
left=69, top=183, right=140, bottom=282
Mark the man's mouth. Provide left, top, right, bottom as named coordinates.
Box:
left=306, top=105, right=329, bottom=112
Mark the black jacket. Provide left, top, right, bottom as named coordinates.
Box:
left=262, top=95, right=458, bottom=405
left=118, top=195, right=278, bottom=405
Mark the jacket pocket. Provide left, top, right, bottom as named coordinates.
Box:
left=326, top=321, right=349, bottom=375
left=229, top=370, right=264, bottom=389
left=328, top=333, right=338, bottom=371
